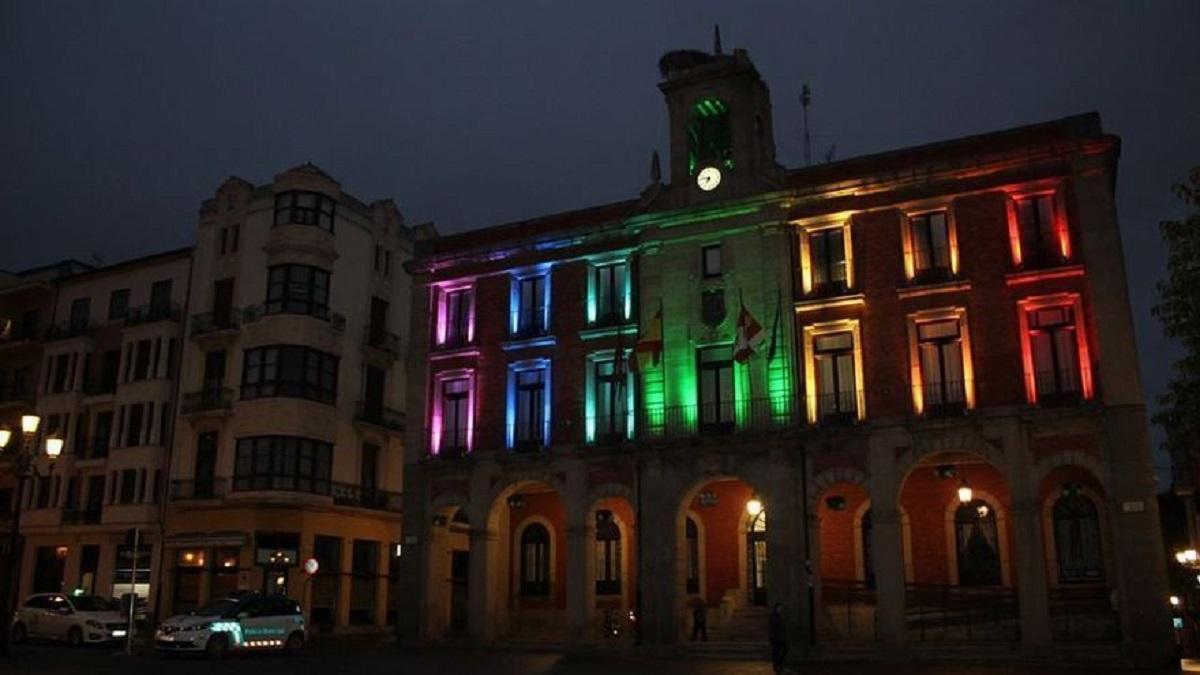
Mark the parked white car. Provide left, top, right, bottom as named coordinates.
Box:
left=155, top=592, right=305, bottom=658
left=10, top=593, right=129, bottom=646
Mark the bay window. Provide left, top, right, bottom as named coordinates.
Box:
left=241, top=345, right=338, bottom=404
left=265, top=264, right=330, bottom=319
left=273, top=190, right=335, bottom=232
left=233, top=435, right=332, bottom=494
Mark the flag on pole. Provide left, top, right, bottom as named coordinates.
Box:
left=733, top=299, right=766, bottom=363
left=766, top=286, right=782, bottom=363
left=634, top=302, right=663, bottom=371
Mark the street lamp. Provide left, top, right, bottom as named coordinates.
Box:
left=0, top=413, right=47, bottom=657
left=746, top=496, right=764, bottom=517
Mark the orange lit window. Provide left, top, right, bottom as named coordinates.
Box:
left=902, top=210, right=959, bottom=283
left=177, top=549, right=206, bottom=567
left=798, top=219, right=854, bottom=297
left=1016, top=294, right=1093, bottom=404
left=1007, top=192, right=1070, bottom=269
left=802, top=320, right=865, bottom=425
left=906, top=308, right=975, bottom=416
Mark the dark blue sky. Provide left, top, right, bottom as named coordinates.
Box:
left=3, top=1, right=1197, bottom=484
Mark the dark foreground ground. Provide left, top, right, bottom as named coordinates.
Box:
left=1, top=637, right=1191, bottom=674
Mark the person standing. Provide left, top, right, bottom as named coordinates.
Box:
left=690, top=601, right=708, bottom=642
left=768, top=603, right=788, bottom=674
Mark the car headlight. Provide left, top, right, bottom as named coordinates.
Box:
left=86, top=619, right=103, bottom=629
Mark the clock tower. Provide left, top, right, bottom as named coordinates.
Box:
left=657, top=35, right=784, bottom=204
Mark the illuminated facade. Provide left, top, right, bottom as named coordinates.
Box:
left=397, top=41, right=1171, bottom=666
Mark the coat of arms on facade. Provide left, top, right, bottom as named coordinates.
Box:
left=701, top=288, right=726, bottom=327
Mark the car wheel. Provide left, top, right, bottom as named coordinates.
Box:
left=11, top=622, right=28, bottom=644
left=205, top=633, right=228, bottom=659
left=67, top=626, right=83, bottom=648
left=284, top=631, right=304, bottom=656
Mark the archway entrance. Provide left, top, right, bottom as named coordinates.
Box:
left=485, top=481, right=567, bottom=643
left=814, top=480, right=876, bottom=642
left=590, top=495, right=636, bottom=642
left=424, top=505, right=470, bottom=638
left=677, top=477, right=765, bottom=643
left=899, top=451, right=1018, bottom=642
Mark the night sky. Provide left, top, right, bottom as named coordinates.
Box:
left=3, top=1, right=1197, bottom=485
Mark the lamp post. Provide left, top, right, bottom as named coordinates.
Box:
left=0, top=414, right=59, bottom=657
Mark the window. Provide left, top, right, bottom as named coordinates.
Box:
left=108, top=289, right=130, bottom=321
left=512, top=274, right=548, bottom=338
left=51, top=353, right=70, bottom=393
left=520, top=523, right=550, bottom=596
left=438, top=377, right=472, bottom=455
left=698, top=347, right=734, bottom=432
left=274, top=190, right=335, bottom=231
left=687, top=97, right=733, bottom=175
left=1014, top=194, right=1064, bottom=268
left=592, top=261, right=630, bottom=325
left=1053, top=493, right=1103, bottom=583
left=595, top=511, right=621, bottom=595
left=374, top=245, right=392, bottom=277
left=150, top=280, right=173, bottom=314
left=220, top=225, right=240, bottom=255
left=814, top=332, right=857, bottom=423
left=360, top=443, right=380, bottom=501
left=233, top=436, right=333, bottom=494
left=69, top=297, right=91, bottom=330
left=808, top=229, right=848, bottom=296
left=436, top=287, right=474, bottom=348
left=20, top=309, right=40, bottom=340
left=909, top=212, right=952, bottom=282
left=1027, top=306, right=1082, bottom=402
left=241, top=345, right=338, bottom=404
left=119, top=469, right=137, bottom=504
left=701, top=244, right=722, bottom=278
left=350, top=540, right=379, bottom=625
left=916, top=320, right=966, bottom=415
left=685, top=517, right=700, bottom=594
left=132, top=339, right=152, bottom=381
left=194, top=432, right=218, bottom=499
left=124, top=403, right=145, bottom=447
left=265, top=264, right=330, bottom=319
left=512, top=367, right=548, bottom=451
left=954, top=499, right=1001, bottom=586
left=591, top=356, right=629, bottom=443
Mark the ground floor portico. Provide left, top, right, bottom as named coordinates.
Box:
left=397, top=410, right=1174, bottom=667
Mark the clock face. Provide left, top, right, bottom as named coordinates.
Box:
left=696, top=166, right=722, bottom=192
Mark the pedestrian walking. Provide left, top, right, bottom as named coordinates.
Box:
left=690, top=601, right=707, bottom=642
left=768, top=602, right=788, bottom=674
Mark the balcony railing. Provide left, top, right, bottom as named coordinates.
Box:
left=905, top=583, right=1019, bottom=642
left=181, top=387, right=235, bottom=415
left=61, top=507, right=103, bottom=525
left=916, top=380, right=969, bottom=419
left=331, top=482, right=402, bottom=512
left=1030, top=369, right=1083, bottom=406
left=125, top=303, right=181, bottom=326
left=814, top=391, right=861, bottom=427
left=44, top=321, right=96, bottom=341
left=170, top=478, right=229, bottom=501
left=1048, top=585, right=1120, bottom=642
left=354, top=401, right=406, bottom=431
left=243, top=304, right=345, bottom=333
left=190, top=309, right=241, bottom=337
left=362, top=328, right=401, bottom=356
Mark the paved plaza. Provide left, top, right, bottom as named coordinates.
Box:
left=1, top=639, right=1190, bottom=675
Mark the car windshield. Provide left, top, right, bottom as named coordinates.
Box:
left=193, top=597, right=243, bottom=617
left=71, top=596, right=115, bottom=612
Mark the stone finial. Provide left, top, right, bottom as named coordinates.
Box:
left=650, top=150, right=662, bottom=184
left=713, top=24, right=723, bottom=55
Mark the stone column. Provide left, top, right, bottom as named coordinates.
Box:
left=763, top=449, right=804, bottom=652
left=636, top=459, right=678, bottom=648
left=564, top=461, right=592, bottom=645
left=375, top=541, right=390, bottom=627
left=867, top=430, right=906, bottom=650
left=336, top=538, right=353, bottom=627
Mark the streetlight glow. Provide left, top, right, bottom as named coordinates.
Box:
left=44, top=436, right=63, bottom=461
left=746, top=497, right=763, bottom=517
left=1178, top=552, right=1189, bottom=565
left=1186, top=549, right=1198, bottom=564
left=957, top=485, right=973, bottom=504
left=21, top=414, right=40, bottom=435
left=0, top=427, right=11, bottom=448
left=1170, top=595, right=1181, bottom=606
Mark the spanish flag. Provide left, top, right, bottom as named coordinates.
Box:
left=733, top=301, right=766, bottom=363
left=634, top=303, right=663, bottom=371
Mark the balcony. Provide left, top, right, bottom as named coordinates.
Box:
left=170, top=478, right=229, bottom=501
left=243, top=304, right=345, bottom=333
left=60, top=507, right=103, bottom=525
left=0, top=321, right=42, bottom=347
left=190, top=309, right=241, bottom=339
left=331, top=482, right=402, bottom=512
left=354, top=401, right=406, bottom=431
left=1030, top=369, right=1084, bottom=407
left=74, top=437, right=110, bottom=461
left=640, top=398, right=802, bottom=440
left=82, top=375, right=117, bottom=397
left=814, top=391, right=861, bottom=427
left=0, top=385, right=36, bottom=408
left=125, top=303, right=181, bottom=327
left=181, top=387, right=235, bottom=416
left=916, top=380, right=969, bottom=419
left=362, top=327, right=402, bottom=359
left=44, top=320, right=96, bottom=342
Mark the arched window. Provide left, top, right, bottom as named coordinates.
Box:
left=520, top=523, right=550, bottom=596
left=595, top=510, right=621, bottom=595
left=687, top=97, right=733, bottom=175
left=1053, top=493, right=1103, bottom=582
left=954, top=499, right=1001, bottom=586
left=686, top=517, right=700, bottom=594
left=861, top=508, right=875, bottom=588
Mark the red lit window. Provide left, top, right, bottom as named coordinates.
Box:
left=917, top=320, right=966, bottom=415
left=1015, top=194, right=1066, bottom=269
left=909, top=212, right=952, bottom=282
left=1027, top=307, right=1081, bottom=402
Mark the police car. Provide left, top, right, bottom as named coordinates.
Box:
left=155, top=592, right=305, bottom=658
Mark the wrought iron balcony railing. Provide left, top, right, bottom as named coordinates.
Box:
left=362, top=327, right=402, bottom=356
left=181, top=387, right=235, bottom=415
left=190, top=309, right=242, bottom=337
left=331, top=482, right=402, bottom=512
left=244, top=304, right=345, bottom=333
left=44, top=321, right=96, bottom=341
left=125, top=303, right=181, bottom=326
left=170, top=478, right=229, bottom=500
left=354, top=401, right=406, bottom=431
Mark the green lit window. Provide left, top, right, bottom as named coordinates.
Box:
left=592, top=262, right=629, bottom=325
left=687, top=97, right=733, bottom=175
left=697, top=347, right=734, bottom=432
left=593, top=358, right=628, bottom=442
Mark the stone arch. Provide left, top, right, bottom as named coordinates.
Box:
left=487, top=470, right=567, bottom=508
left=1032, top=450, right=1107, bottom=493
left=586, top=482, right=634, bottom=512
left=810, top=467, right=867, bottom=508
left=942, top=488, right=1012, bottom=587
left=895, top=428, right=1007, bottom=487
left=430, top=490, right=469, bottom=514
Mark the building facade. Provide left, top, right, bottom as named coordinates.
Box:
left=161, top=165, right=413, bottom=632
left=11, top=248, right=191, bottom=608
left=397, top=44, right=1173, bottom=665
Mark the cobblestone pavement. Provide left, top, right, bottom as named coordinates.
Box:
left=0, top=639, right=1186, bottom=674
